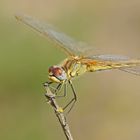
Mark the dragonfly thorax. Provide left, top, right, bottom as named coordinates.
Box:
left=48, top=65, right=67, bottom=83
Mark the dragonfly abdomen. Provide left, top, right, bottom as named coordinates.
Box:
left=86, top=59, right=140, bottom=72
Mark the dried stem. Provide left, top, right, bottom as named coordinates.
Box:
left=44, top=85, right=74, bottom=140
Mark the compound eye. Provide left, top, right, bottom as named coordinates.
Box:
left=49, top=66, right=62, bottom=77
left=48, top=66, right=67, bottom=82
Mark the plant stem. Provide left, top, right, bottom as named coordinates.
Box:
left=44, top=85, right=74, bottom=140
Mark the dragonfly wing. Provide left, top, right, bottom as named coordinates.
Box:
left=120, top=66, right=140, bottom=76
left=91, top=54, right=130, bottom=61
left=91, top=54, right=140, bottom=75
left=15, top=14, right=93, bottom=56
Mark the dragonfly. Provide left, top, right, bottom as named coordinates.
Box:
left=15, top=14, right=140, bottom=113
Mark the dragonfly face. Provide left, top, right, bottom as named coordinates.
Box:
left=48, top=65, right=67, bottom=83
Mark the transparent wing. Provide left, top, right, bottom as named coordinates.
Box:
left=15, top=14, right=93, bottom=56
left=91, top=54, right=140, bottom=75
left=91, top=54, right=130, bottom=61
left=120, top=66, right=140, bottom=76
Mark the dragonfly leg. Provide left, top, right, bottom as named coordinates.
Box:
left=43, top=81, right=52, bottom=87
left=44, top=80, right=77, bottom=114
left=54, top=83, right=62, bottom=95
left=56, top=83, right=67, bottom=98
left=43, top=81, right=67, bottom=97
left=43, top=81, right=62, bottom=94
left=63, top=80, right=77, bottom=114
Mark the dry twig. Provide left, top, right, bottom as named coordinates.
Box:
left=44, top=84, right=74, bottom=140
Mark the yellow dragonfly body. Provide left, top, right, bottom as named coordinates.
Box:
left=58, top=55, right=140, bottom=82
left=16, top=14, right=140, bottom=112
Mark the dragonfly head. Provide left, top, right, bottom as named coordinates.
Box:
left=48, top=66, right=67, bottom=83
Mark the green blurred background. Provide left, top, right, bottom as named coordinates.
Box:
left=0, top=0, right=140, bottom=140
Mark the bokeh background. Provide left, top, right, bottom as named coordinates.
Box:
left=0, top=0, right=140, bottom=140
